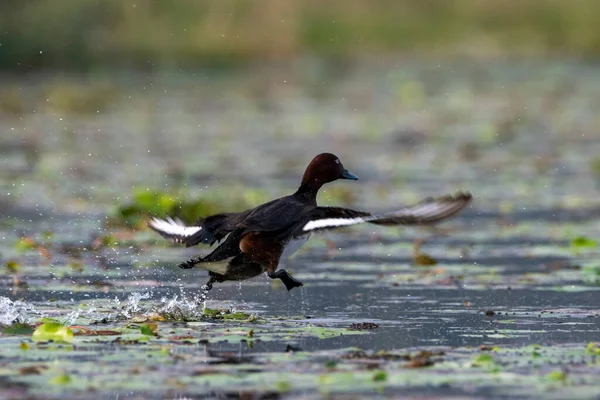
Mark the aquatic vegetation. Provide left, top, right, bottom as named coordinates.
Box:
left=15, top=237, right=38, bottom=253
left=139, top=323, right=158, bottom=336
left=31, top=322, right=74, bottom=343
left=413, top=253, right=438, bottom=266
left=110, top=188, right=202, bottom=229
left=5, top=260, right=19, bottom=273
left=571, top=236, right=598, bottom=251
left=203, top=307, right=254, bottom=321
left=2, top=62, right=600, bottom=397
left=585, top=342, right=600, bottom=355
left=2, top=323, right=35, bottom=335
left=110, top=187, right=270, bottom=229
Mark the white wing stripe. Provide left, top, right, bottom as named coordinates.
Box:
left=303, top=217, right=369, bottom=231
left=149, top=217, right=202, bottom=238
left=301, top=195, right=469, bottom=232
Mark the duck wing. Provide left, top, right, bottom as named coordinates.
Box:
left=238, top=197, right=308, bottom=233
left=148, top=196, right=304, bottom=246
left=148, top=216, right=204, bottom=245
left=299, top=192, right=472, bottom=234
left=148, top=211, right=250, bottom=247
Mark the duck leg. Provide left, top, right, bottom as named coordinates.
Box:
left=239, top=233, right=303, bottom=291
left=179, top=254, right=230, bottom=269
left=201, top=275, right=216, bottom=291
left=268, top=269, right=304, bottom=291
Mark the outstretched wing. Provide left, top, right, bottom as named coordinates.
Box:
left=300, top=192, right=472, bottom=234
left=148, top=212, right=244, bottom=247
left=148, top=216, right=203, bottom=245
left=184, top=212, right=247, bottom=246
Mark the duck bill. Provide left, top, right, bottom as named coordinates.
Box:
left=341, top=169, right=359, bottom=180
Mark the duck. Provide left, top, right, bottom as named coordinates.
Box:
left=149, top=153, right=472, bottom=292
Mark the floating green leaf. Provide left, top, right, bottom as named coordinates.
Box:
left=15, top=237, right=37, bottom=253
left=140, top=323, right=158, bottom=336
left=98, top=234, right=118, bottom=248
left=372, top=370, right=387, bottom=382
left=571, top=236, right=597, bottom=249
left=546, top=370, right=567, bottom=383
left=3, top=323, right=35, bottom=335
left=32, top=323, right=74, bottom=343
left=5, top=260, right=20, bottom=272
left=586, top=342, right=600, bottom=355
left=275, top=380, right=291, bottom=393
left=472, top=353, right=495, bottom=366
left=51, top=373, right=72, bottom=385
left=414, top=253, right=438, bottom=266
left=203, top=307, right=253, bottom=321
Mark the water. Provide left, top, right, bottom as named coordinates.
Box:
left=1, top=60, right=600, bottom=398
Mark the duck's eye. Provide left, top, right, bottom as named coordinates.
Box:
left=335, top=159, right=340, bottom=164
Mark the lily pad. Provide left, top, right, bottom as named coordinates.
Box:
left=31, top=323, right=74, bottom=343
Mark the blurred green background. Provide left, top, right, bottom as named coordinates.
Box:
left=2, top=0, right=600, bottom=71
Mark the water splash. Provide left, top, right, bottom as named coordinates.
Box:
left=62, top=309, right=82, bottom=326
left=0, top=296, right=40, bottom=325
left=157, top=287, right=207, bottom=320
left=120, top=292, right=151, bottom=318
left=61, top=306, right=96, bottom=326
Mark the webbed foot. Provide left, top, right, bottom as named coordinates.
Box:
left=268, top=269, right=304, bottom=291
left=201, top=277, right=214, bottom=291
left=179, top=257, right=202, bottom=269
